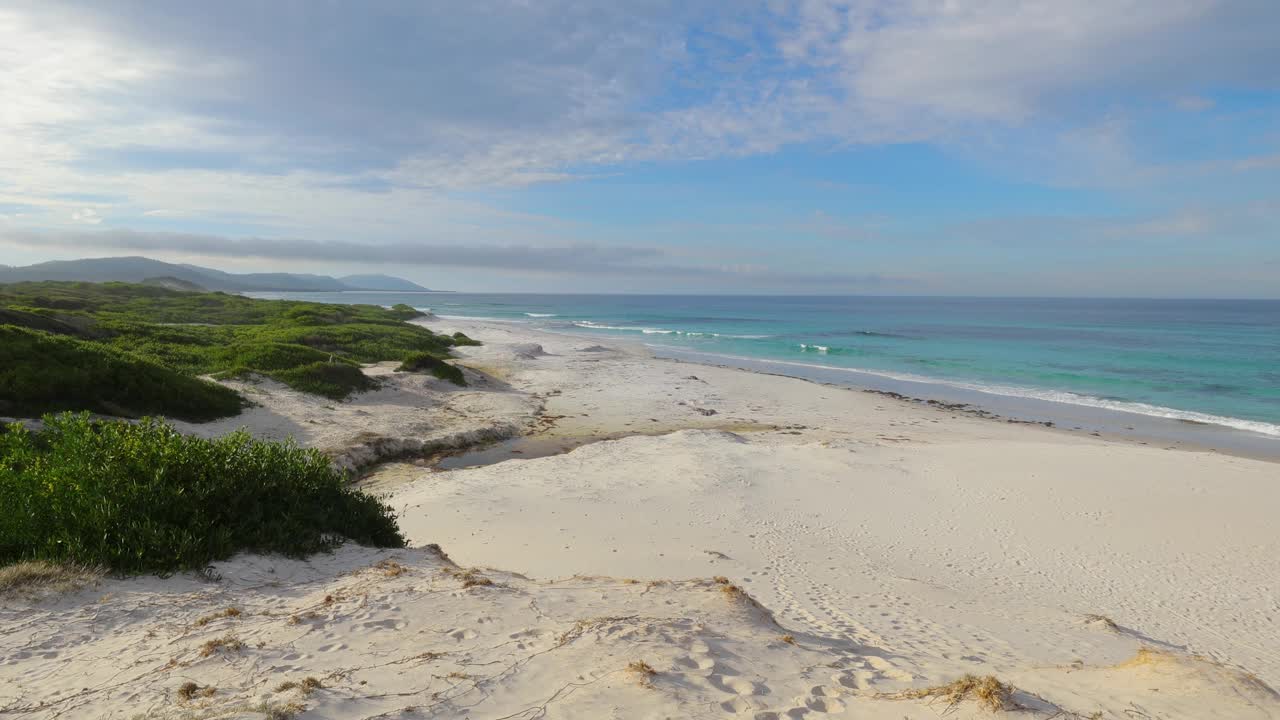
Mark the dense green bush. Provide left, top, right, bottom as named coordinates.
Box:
left=0, top=326, right=243, bottom=422
left=0, top=413, right=404, bottom=573
left=216, top=341, right=352, bottom=372
left=390, top=303, right=425, bottom=319
left=270, top=361, right=377, bottom=399
left=0, top=282, right=468, bottom=412
left=398, top=351, right=467, bottom=386
left=451, top=331, right=482, bottom=347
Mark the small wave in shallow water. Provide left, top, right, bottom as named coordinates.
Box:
left=656, top=348, right=1280, bottom=438
left=572, top=321, right=767, bottom=339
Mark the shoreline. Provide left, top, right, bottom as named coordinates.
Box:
left=452, top=316, right=1280, bottom=463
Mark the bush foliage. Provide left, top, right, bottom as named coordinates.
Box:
left=0, top=326, right=244, bottom=422
left=397, top=351, right=467, bottom=386
left=0, top=281, right=476, bottom=418
left=0, top=413, right=405, bottom=573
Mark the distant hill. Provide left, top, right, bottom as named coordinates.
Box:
left=140, top=276, right=207, bottom=292
left=0, top=257, right=435, bottom=293
left=339, top=274, right=431, bottom=292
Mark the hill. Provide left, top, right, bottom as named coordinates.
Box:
left=339, top=274, right=432, bottom=291
left=0, top=257, right=434, bottom=292
left=140, top=276, right=206, bottom=292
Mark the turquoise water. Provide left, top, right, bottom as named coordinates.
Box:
left=252, top=292, right=1280, bottom=440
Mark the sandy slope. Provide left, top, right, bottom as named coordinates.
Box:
left=3, top=318, right=1278, bottom=719
left=171, top=361, right=539, bottom=473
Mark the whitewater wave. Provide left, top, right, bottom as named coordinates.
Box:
left=649, top=347, right=1280, bottom=438
left=573, top=321, right=646, bottom=331
left=571, top=321, right=768, bottom=340
left=524, top=313, right=557, bottom=317
left=435, top=314, right=528, bottom=324
left=799, top=343, right=829, bottom=353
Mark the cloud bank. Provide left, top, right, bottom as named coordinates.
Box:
left=0, top=228, right=907, bottom=289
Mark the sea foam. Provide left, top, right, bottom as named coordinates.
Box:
left=651, top=347, right=1280, bottom=438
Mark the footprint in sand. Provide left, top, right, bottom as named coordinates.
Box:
left=803, top=686, right=846, bottom=713
left=832, top=669, right=873, bottom=691
left=674, top=654, right=716, bottom=670
left=710, top=673, right=767, bottom=696
left=720, top=696, right=762, bottom=714
left=359, top=618, right=407, bottom=631
left=448, top=628, right=477, bottom=641
left=866, top=654, right=913, bottom=681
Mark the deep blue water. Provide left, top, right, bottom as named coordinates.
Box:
left=252, top=292, right=1280, bottom=439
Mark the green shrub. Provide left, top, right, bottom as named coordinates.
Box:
left=0, top=326, right=243, bottom=422
left=0, top=308, right=96, bottom=338
left=0, top=413, right=404, bottom=573
left=390, top=303, right=425, bottom=319
left=397, top=352, right=466, bottom=386
left=217, top=341, right=351, bottom=372
left=451, top=331, right=482, bottom=347
left=270, top=362, right=377, bottom=399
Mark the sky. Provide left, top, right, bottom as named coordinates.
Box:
left=1, top=1, right=1278, bottom=296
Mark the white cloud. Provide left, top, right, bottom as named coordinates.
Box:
left=70, top=208, right=103, bottom=225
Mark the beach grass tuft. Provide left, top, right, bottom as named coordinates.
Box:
left=627, top=660, right=658, bottom=687
left=373, top=559, right=408, bottom=577
left=176, top=681, right=216, bottom=701
left=198, top=634, right=246, bottom=658
left=896, top=674, right=1016, bottom=712
left=194, top=607, right=243, bottom=626
left=0, top=560, right=100, bottom=598
left=275, top=677, right=323, bottom=695
left=441, top=566, right=494, bottom=588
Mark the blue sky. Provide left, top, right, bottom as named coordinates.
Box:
left=1, top=1, right=1277, bottom=296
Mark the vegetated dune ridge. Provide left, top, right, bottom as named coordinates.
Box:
left=3, top=318, right=1278, bottom=719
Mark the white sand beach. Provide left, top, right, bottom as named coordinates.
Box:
left=4, top=319, right=1279, bottom=719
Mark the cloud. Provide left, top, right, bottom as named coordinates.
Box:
left=0, top=227, right=908, bottom=288
left=785, top=1, right=1278, bottom=125
left=5, top=1, right=1278, bottom=190
left=70, top=208, right=103, bottom=225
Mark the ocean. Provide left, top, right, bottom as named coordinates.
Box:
left=250, top=292, right=1280, bottom=450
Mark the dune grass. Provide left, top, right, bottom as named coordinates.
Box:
left=0, top=560, right=100, bottom=597
left=0, top=281, right=475, bottom=418
left=0, top=326, right=244, bottom=422
left=0, top=413, right=404, bottom=573
left=896, top=674, right=1016, bottom=712
left=397, top=351, right=467, bottom=386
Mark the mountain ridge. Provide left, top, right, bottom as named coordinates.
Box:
left=0, top=256, right=434, bottom=293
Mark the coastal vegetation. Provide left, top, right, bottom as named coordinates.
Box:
left=0, top=281, right=472, bottom=418
left=0, top=325, right=245, bottom=422
left=397, top=350, right=467, bottom=386
left=0, top=413, right=404, bottom=573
